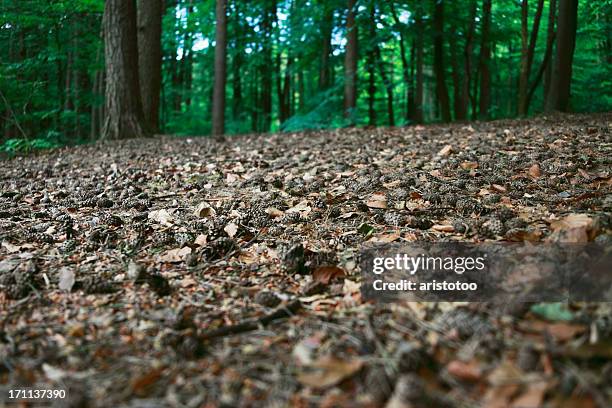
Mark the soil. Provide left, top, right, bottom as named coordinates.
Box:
left=0, top=113, right=611, bottom=407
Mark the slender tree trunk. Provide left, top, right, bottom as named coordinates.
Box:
left=319, top=6, right=333, bottom=90
left=413, top=3, right=424, bottom=124
left=375, top=46, right=394, bottom=126
left=261, top=0, right=275, bottom=131
left=367, top=48, right=376, bottom=126
left=137, top=0, right=163, bottom=132
left=251, top=70, right=259, bottom=132
left=449, top=30, right=466, bottom=121
left=432, top=0, right=451, bottom=122
left=545, top=0, right=578, bottom=112
left=232, top=1, right=243, bottom=120
left=518, top=0, right=544, bottom=116
left=462, top=2, right=476, bottom=119
left=526, top=2, right=556, bottom=112
left=478, top=0, right=492, bottom=119
left=389, top=1, right=411, bottom=122
left=543, top=0, right=557, bottom=107
left=343, top=0, right=358, bottom=122
left=212, top=0, right=228, bottom=138
left=101, top=0, right=148, bottom=140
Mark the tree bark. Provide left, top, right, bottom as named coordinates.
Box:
left=545, top=0, right=578, bottom=112
left=389, top=1, right=411, bottom=121
left=518, top=0, right=544, bottom=116
left=343, top=0, right=358, bottom=122
left=478, top=0, right=492, bottom=119
left=543, top=0, right=557, bottom=106
left=260, top=0, right=275, bottom=131
left=101, top=0, right=148, bottom=140
left=375, top=45, right=395, bottom=126
left=432, top=0, right=451, bottom=122
left=319, top=5, right=334, bottom=90
left=212, top=0, right=228, bottom=138
left=137, top=0, right=163, bottom=133
left=413, top=2, right=424, bottom=124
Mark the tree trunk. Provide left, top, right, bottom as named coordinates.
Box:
left=545, top=0, right=577, bottom=112
left=526, top=2, right=556, bottom=112
left=518, top=0, right=544, bottom=116
left=389, top=1, right=411, bottom=121
left=232, top=1, right=243, bottom=120
left=432, top=0, right=451, bottom=122
left=261, top=0, right=275, bottom=131
left=449, top=29, right=466, bottom=121
left=413, top=3, right=424, bottom=124
left=543, top=0, right=557, bottom=107
left=101, top=0, right=148, bottom=140
left=375, top=46, right=395, bottom=126
left=137, top=0, right=163, bottom=133
left=319, top=6, right=334, bottom=90
left=212, top=0, right=228, bottom=138
left=343, top=0, right=358, bottom=121
left=478, top=0, right=492, bottom=119
left=463, top=2, right=476, bottom=119
left=367, top=48, right=376, bottom=126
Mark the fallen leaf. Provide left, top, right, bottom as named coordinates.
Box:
left=131, top=368, right=163, bottom=396
left=312, top=266, right=346, bottom=285
left=492, top=184, right=508, bottom=193
left=366, top=193, right=387, bottom=209
left=194, top=202, right=216, bottom=218
left=369, top=232, right=401, bottom=243
left=511, top=380, right=549, bottom=408
left=266, top=207, right=284, bottom=217
left=224, top=222, right=239, bottom=238
left=194, top=234, right=207, bottom=246
left=528, top=164, right=542, bottom=178
left=297, top=355, right=363, bottom=389
left=58, top=267, right=75, bottom=292
left=519, top=320, right=586, bottom=342
left=431, top=224, right=455, bottom=232
left=487, top=360, right=524, bottom=386
left=160, top=247, right=192, bottom=263
left=2, top=241, right=22, bottom=253
left=549, top=213, right=596, bottom=243
left=446, top=360, right=483, bottom=382
left=437, top=144, right=453, bottom=156
left=148, top=209, right=174, bottom=226
left=461, top=161, right=479, bottom=170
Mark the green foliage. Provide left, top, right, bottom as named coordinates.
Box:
left=0, top=0, right=610, bottom=144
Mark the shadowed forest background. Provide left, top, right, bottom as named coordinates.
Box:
left=0, top=0, right=610, bottom=151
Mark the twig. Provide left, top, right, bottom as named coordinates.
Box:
left=200, top=299, right=302, bottom=341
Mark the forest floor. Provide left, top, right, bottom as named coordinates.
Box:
left=0, top=113, right=611, bottom=407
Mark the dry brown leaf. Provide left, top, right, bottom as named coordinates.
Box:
left=437, top=144, right=453, bottom=156
left=224, top=222, right=239, bottom=238
left=432, top=224, right=455, bottom=232
left=369, top=232, right=401, bottom=243
left=265, top=207, right=284, bottom=217
left=194, top=234, right=207, bottom=246
left=461, top=161, right=479, bottom=170
left=148, top=209, right=175, bottom=226
left=487, top=360, right=524, bottom=386
left=297, top=355, right=363, bottom=389
left=313, top=266, right=346, bottom=285
left=366, top=193, right=388, bottom=209
left=193, top=202, right=216, bottom=218
left=446, top=360, right=483, bottom=382
left=519, top=320, right=586, bottom=342
left=131, top=368, right=163, bottom=396
left=160, top=247, right=192, bottom=263
left=492, top=184, right=508, bottom=193
left=549, top=213, right=596, bottom=243
left=528, top=164, right=542, bottom=178
left=510, top=380, right=550, bottom=408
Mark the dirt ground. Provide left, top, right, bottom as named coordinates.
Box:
left=1, top=113, right=611, bottom=407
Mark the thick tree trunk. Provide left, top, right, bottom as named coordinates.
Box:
left=212, top=0, right=228, bottom=138
left=137, top=0, right=163, bottom=133
left=478, top=0, right=492, bottom=119
left=413, top=4, right=424, bottom=124
left=343, top=0, right=358, bottom=121
left=545, top=0, right=577, bottom=112
left=432, top=0, right=451, bottom=122
left=518, top=0, right=544, bottom=116
left=101, top=0, right=148, bottom=140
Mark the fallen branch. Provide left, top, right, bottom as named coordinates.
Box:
left=200, top=299, right=302, bottom=341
